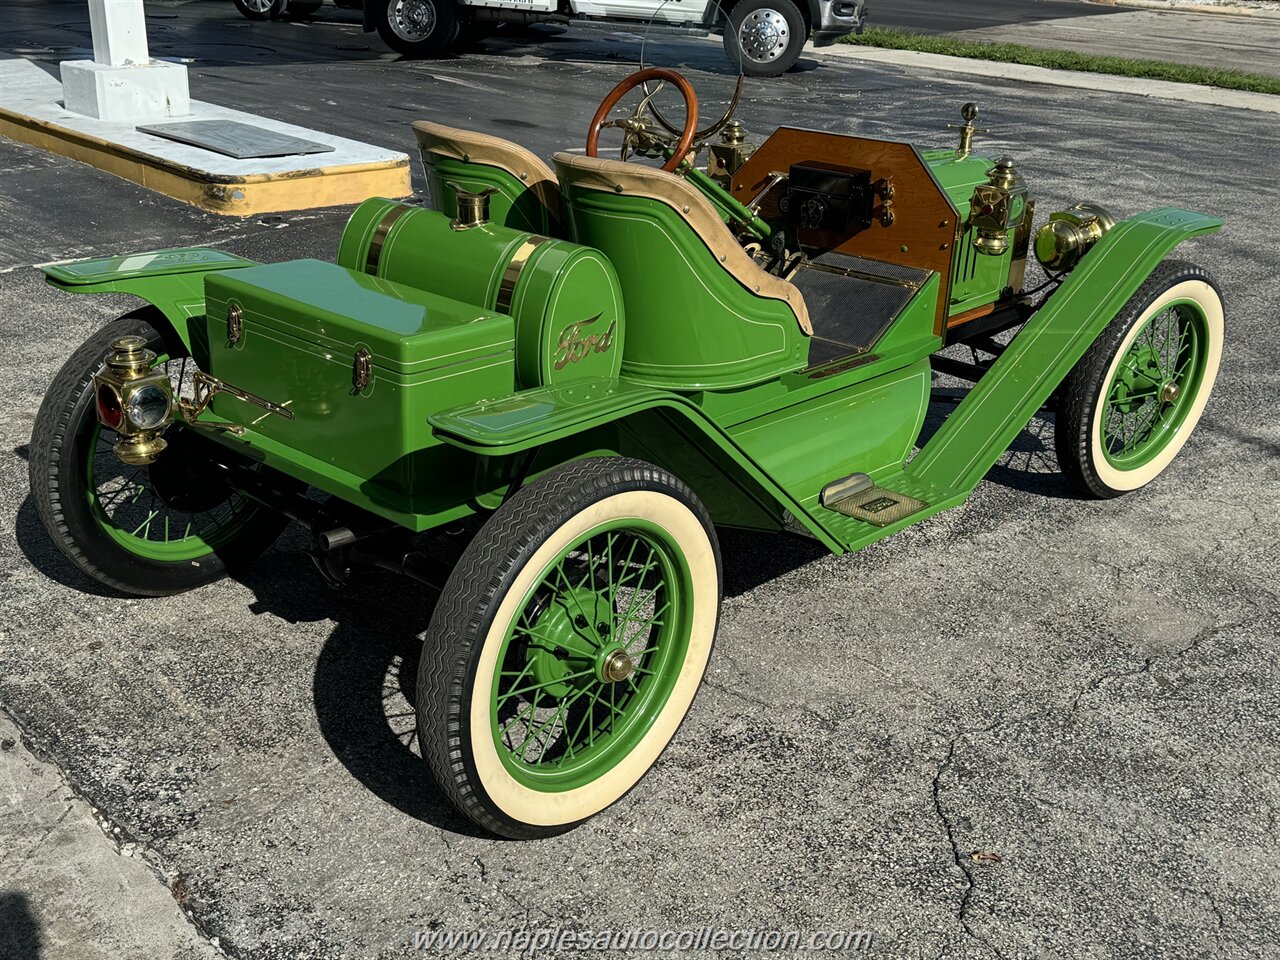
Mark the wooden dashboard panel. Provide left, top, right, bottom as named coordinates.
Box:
left=731, top=127, right=960, bottom=332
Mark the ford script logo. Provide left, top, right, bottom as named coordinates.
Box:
left=553, top=313, right=616, bottom=370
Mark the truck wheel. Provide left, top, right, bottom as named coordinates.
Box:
left=725, top=0, right=807, bottom=77
left=233, top=0, right=289, bottom=21
left=417, top=458, right=721, bottom=839
left=28, top=311, right=293, bottom=597
left=373, top=0, right=460, bottom=56
left=1055, top=260, right=1224, bottom=499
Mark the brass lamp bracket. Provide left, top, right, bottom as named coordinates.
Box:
left=179, top=371, right=295, bottom=434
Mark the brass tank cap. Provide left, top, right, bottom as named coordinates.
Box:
left=448, top=183, right=498, bottom=230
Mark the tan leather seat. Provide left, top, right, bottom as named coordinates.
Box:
left=413, top=121, right=563, bottom=234
left=552, top=152, right=810, bottom=334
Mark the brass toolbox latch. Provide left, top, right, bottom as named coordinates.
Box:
left=353, top=347, right=372, bottom=392
left=227, top=300, right=244, bottom=345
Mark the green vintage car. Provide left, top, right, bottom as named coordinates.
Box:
left=29, top=68, right=1224, bottom=838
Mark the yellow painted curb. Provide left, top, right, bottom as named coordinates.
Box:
left=0, top=107, right=412, bottom=217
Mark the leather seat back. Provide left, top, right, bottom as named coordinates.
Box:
left=553, top=152, right=810, bottom=391
left=414, top=121, right=563, bottom=236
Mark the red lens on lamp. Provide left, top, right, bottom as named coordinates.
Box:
left=96, top=384, right=123, bottom=429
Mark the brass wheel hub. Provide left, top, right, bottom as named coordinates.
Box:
left=600, top=648, right=635, bottom=684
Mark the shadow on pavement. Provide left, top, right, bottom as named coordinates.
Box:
left=12, top=495, right=128, bottom=598
left=0, top=891, right=42, bottom=959
left=237, top=558, right=489, bottom=836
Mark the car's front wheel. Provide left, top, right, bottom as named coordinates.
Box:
left=724, top=0, right=808, bottom=77
left=373, top=0, right=460, bottom=56
left=417, top=458, right=721, bottom=838
left=1056, top=259, right=1224, bottom=498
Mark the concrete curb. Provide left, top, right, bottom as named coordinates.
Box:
left=0, top=108, right=411, bottom=216
left=1091, top=0, right=1280, bottom=19
left=0, top=59, right=411, bottom=216
left=816, top=45, right=1280, bottom=114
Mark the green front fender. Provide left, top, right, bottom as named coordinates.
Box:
left=41, top=247, right=257, bottom=350
left=908, top=206, right=1223, bottom=494
left=429, top=379, right=845, bottom=551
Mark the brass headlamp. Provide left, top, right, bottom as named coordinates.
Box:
left=91, top=335, right=174, bottom=466
left=1034, top=202, right=1117, bottom=272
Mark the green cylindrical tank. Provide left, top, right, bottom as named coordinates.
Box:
left=338, top=199, right=624, bottom=389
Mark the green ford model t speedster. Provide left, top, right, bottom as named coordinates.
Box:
left=28, top=68, right=1224, bottom=838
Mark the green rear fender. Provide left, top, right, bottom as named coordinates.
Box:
left=40, top=247, right=258, bottom=352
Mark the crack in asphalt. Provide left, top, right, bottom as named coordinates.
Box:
left=1203, top=887, right=1226, bottom=952
left=928, top=617, right=1246, bottom=958
left=930, top=722, right=1010, bottom=960
left=1065, top=618, right=1246, bottom=718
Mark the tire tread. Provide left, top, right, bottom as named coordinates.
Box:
left=416, top=457, right=718, bottom=839
left=1055, top=259, right=1221, bottom=499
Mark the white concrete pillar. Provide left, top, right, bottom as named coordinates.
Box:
left=85, top=0, right=152, bottom=66
left=61, top=0, right=190, bottom=122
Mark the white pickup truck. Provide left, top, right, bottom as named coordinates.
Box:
left=234, top=0, right=867, bottom=77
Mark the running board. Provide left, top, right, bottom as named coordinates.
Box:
left=820, top=472, right=928, bottom=527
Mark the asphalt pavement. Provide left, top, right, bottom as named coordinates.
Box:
left=1, top=3, right=1279, bottom=959
left=872, top=0, right=1120, bottom=32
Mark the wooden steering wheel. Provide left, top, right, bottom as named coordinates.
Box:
left=586, top=68, right=699, bottom=174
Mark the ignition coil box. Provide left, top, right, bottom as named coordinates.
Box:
left=780, top=162, right=874, bottom=235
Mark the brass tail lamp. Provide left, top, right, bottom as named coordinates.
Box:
left=92, top=336, right=174, bottom=467
left=92, top=335, right=294, bottom=468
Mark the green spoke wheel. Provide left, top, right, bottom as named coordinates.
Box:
left=86, top=422, right=262, bottom=563
left=29, top=311, right=294, bottom=596
left=1057, top=260, right=1224, bottom=498
left=417, top=458, right=720, bottom=839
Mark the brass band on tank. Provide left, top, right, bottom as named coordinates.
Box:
left=496, top=236, right=549, bottom=314
left=364, top=204, right=415, bottom=275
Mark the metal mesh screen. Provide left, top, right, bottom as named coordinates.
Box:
left=791, top=267, right=917, bottom=351
left=809, top=251, right=931, bottom=286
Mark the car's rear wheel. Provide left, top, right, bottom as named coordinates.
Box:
left=29, top=312, right=293, bottom=596
left=373, top=0, right=460, bottom=56
left=233, top=0, right=289, bottom=21
left=417, top=458, right=721, bottom=838
left=1056, top=260, right=1224, bottom=498
left=724, top=0, right=807, bottom=77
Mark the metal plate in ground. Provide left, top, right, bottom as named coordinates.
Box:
left=136, top=120, right=335, bottom=159
left=825, top=485, right=928, bottom=526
